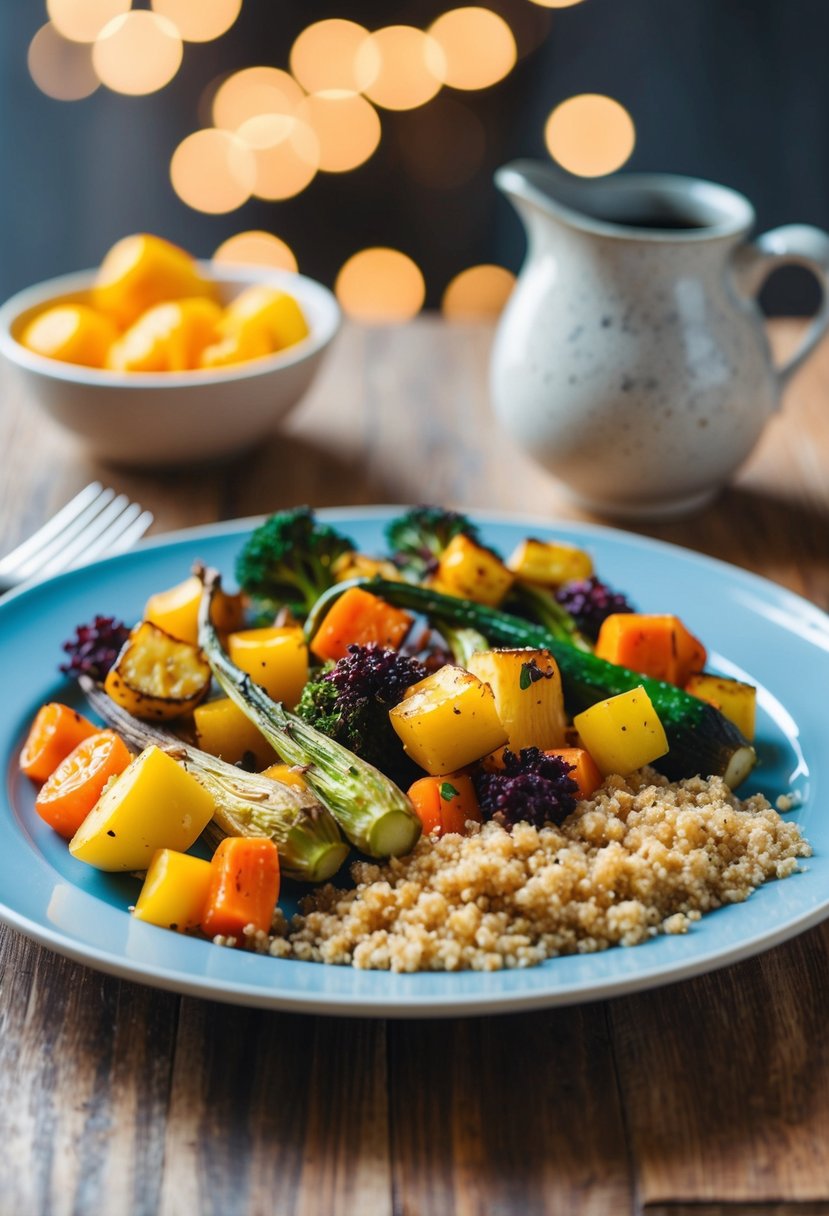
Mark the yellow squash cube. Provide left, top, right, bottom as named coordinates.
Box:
left=69, top=745, right=215, bottom=871
left=466, top=648, right=567, bottom=752
left=507, top=537, right=594, bottom=586
left=433, top=534, right=514, bottom=607
left=389, top=664, right=508, bottom=775
left=194, top=697, right=276, bottom=770
left=144, top=575, right=244, bottom=647
left=685, top=673, right=756, bottom=742
left=227, top=627, right=309, bottom=708
left=132, top=848, right=214, bottom=931
left=573, top=686, right=669, bottom=776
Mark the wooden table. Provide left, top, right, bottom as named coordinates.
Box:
left=1, top=318, right=828, bottom=1216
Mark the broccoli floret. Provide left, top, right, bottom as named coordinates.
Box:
left=385, top=506, right=481, bottom=580
left=473, top=747, right=579, bottom=830
left=235, top=507, right=355, bottom=619
left=297, top=643, right=427, bottom=786
left=554, top=577, right=635, bottom=641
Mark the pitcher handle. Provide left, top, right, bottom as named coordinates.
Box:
left=736, top=223, right=829, bottom=391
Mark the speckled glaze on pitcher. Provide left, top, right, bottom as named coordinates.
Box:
left=491, top=161, right=829, bottom=519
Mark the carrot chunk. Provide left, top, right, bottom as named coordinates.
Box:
left=19, top=703, right=99, bottom=783
left=594, top=613, right=706, bottom=687
left=35, top=729, right=133, bottom=838
left=201, top=837, right=280, bottom=939
left=407, top=774, right=481, bottom=837
left=309, top=586, right=412, bottom=663
left=542, top=748, right=603, bottom=799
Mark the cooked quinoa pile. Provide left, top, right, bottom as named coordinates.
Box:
left=255, top=769, right=810, bottom=972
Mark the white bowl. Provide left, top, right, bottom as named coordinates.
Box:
left=0, top=264, right=341, bottom=467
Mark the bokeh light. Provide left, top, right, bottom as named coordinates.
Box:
left=29, top=22, right=99, bottom=101
left=213, top=231, right=299, bottom=273
left=336, top=248, right=425, bottom=323
left=170, top=128, right=256, bottom=213
left=442, top=265, right=516, bottom=319
left=429, top=8, right=517, bottom=91
left=237, top=114, right=319, bottom=200
left=528, top=0, right=585, bottom=6
left=290, top=20, right=372, bottom=94
left=47, top=0, right=130, bottom=43
left=212, top=67, right=304, bottom=132
left=355, top=27, right=445, bottom=111
left=93, top=12, right=183, bottom=96
left=296, top=92, right=381, bottom=173
left=544, top=93, right=636, bottom=176
left=151, top=0, right=242, bottom=43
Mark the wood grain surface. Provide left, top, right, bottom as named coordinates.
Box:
left=0, top=318, right=827, bottom=1216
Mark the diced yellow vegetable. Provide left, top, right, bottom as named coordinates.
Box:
left=332, top=552, right=402, bottom=583
left=69, top=745, right=215, bottom=871
left=466, top=648, right=567, bottom=752
left=194, top=697, right=276, bottom=770
left=144, top=575, right=244, bottom=646
left=685, top=673, right=756, bottom=742
left=507, top=537, right=594, bottom=586
left=573, top=686, right=669, bottom=776
left=199, top=314, right=273, bottom=369
left=132, top=848, right=214, bottom=931
left=389, top=664, right=508, bottom=775
left=93, top=233, right=217, bottom=328
left=20, top=303, right=118, bottom=368
left=433, top=534, right=514, bottom=607
left=227, top=626, right=309, bottom=708
left=104, top=620, right=211, bottom=720
left=223, top=285, right=309, bottom=351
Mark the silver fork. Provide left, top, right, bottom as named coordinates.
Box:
left=0, top=482, right=154, bottom=595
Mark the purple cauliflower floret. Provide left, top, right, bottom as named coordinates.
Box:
left=473, top=747, right=579, bottom=830
left=60, top=615, right=131, bottom=681
left=554, top=576, right=634, bottom=641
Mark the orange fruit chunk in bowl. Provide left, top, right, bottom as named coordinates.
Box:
left=199, top=313, right=273, bottom=369
left=107, top=298, right=223, bottom=372
left=223, top=285, right=309, bottom=351
left=20, top=303, right=118, bottom=368
left=93, top=233, right=217, bottom=328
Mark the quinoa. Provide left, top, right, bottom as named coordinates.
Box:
left=254, top=769, right=811, bottom=972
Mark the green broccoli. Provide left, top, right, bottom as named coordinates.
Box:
left=235, top=506, right=355, bottom=620
left=384, top=505, right=481, bottom=581
left=297, top=643, right=428, bottom=788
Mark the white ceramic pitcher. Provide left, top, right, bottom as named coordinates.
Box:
left=490, top=160, right=829, bottom=518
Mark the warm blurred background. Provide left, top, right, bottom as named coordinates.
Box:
left=3, top=0, right=825, bottom=318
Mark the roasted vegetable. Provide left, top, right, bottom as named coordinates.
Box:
left=407, top=773, right=482, bottom=837
left=389, top=664, right=508, bottom=776
left=309, top=586, right=413, bottom=663
left=19, top=702, right=99, bottom=782
left=573, top=686, right=669, bottom=775
left=305, top=579, right=757, bottom=787
left=594, top=613, right=706, bottom=687
left=198, top=569, right=422, bottom=859
left=81, top=676, right=349, bottom=882
left=507, top=581, right=592, bottom=652
left=297, top=644, right=428, bottom=785
left=432, top=533, right=514, bottom=607
left=193, top=696, right=276, bottom=770
left=234, top=506, right=355, bottom=619
left=507, top=537, right=594, bottom=586
left=104, top=620, right=211, bottom=720
left=60, top=616, right=131, bottom=682
left=473, top=748, right=579, bottom=830
left=144, top=575, right=244, bottom=646
left=465, top=648, right=567, bottom=752
left=227, top=626, right=309, bottom=708
left=685, top=673, right=757, bottom=742
left=201, top=837, right=281, bottom=939
left=553, top=576, right=634, bottom=642
left=385, top=506, right=481, bottom=581
left=132, top=849, right=214, bottom=932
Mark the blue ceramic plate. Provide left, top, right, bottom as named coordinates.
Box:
left=1, top=508, right=826, bottom=1017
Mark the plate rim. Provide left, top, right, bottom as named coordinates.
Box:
left=1, top=505, right=826, bottom=1018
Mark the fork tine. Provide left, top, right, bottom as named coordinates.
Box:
left=10, top=488, right=118, bottom=582
left=76, top=505, right=153, bottom=564
left=0, top=482, right=107, bottom=576
left=30, top=493, right=136, bottom=580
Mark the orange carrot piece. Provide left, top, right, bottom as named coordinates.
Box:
left=407, top=774, right=481, bottom=837
left=310, top=586, right=413, bottom=663
left=594, top=613, right=706, bottom=687
left=20, top=703, right=99, bottom=783
left=201, top=837, right=280, bottom=939
left=543, top=747, right=603, bottom=799
left=35, top=730, right=133, bottom=838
